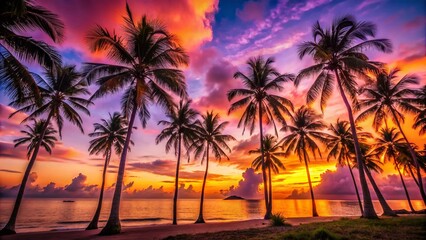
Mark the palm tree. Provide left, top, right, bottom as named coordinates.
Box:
left=356, top=144, right=397, bottom=216
left=326, top=119, right=369, bottom=215
left=0, top=0, right=63, bottom=102
left=249, top=134, right=286, bottom=214
left=357, top=68, right=425, bottom=204
left=296, top=15, right=392, bottom=218
left=83, top=3, right=188, bottom=235
left=413, top=86, right=426, bottom=135
left=374, top=127, right=416, bottom=212
left=86, top=112, right=131, bottom=230
left=190, top=111, right=235, bottom=223
left=227, top=56, right=294, bottom=219
left=156, top=100, right=198, bottom=225
left=13, top=119, right=57, bottom=157
left=280, top=106, right=330, bottom=217
left=1, top=65, right=91, bottom=235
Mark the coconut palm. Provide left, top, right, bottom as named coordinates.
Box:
left=374, top=127, right=416, bottom=212
left=249, top=134, right=286, bottom=214
left=296, top=15, right=392, bottom=218
left=357, top=68, right=425, bottom=204
left=190, top=111, right=235, bottom=223
left=83, top=3, right=188, bottom=235
left=156, top=100, right=198, bottom=225
left=227, top=56, right=294, bottom=219
left=356, top=144, right=397, bottom=216
left=1, top=65, right=91, bottom=235
left=413, top=86, right=426, bottom=135
left=0, top=0, right=63, bottom=102
left=86, top=112, right=131, bottom=230
left=326, top=119, right=370, bottom=215
left=280, top=106, right=330, bottom=217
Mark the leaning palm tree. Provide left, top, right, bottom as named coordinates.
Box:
left=326, top=119, right=370, bottom=215
left=356, top=68, right=425, bottom=204
left=156, top=100, right=198, bottom=225
left=83, top=3, right=188, bottom=235
left=0, top=0, right=63, bottom=102
left=280, top=106, right=330, bottom=217
left=374, top=127, right=416, bottom=212
left=190, top=111, right=235, bottom=223
left=355, top=144, right=397, bottom=216
left=249, top=134, right=286, bottom=214
left=296, top=15, right=392, bottom=218
left=413, top=85, right=426, bottom=135
left=86, top=112, right=131, bottom=230
left=1, top=65, right=91, bottom=235
left=227, top=56, right=294, bottom=219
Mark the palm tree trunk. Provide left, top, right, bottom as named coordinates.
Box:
left=334, top=70, right=377, bottom=219
left=346, top=159, right=363, bottom=216
left=100, top=105, right=137, bottom=235
left=365, top=167, right=397, bottom=216
left=397, top=167, right=416, bottom=212
left=173, top=134, right=182, bottom=225
left=0, top=113, right=53, bottom=235
left=258, top=103, right=271, bottom=219
left=408, top=166, right=420, bottom=188
left=195, top=145, right=209, bottom=224
left=87, top=150, right=111, bottom=230
left=268, top=165, right=273, bottom=215
left=391, top=110, right=426, bottom=205
left=302, top=148, right=318, bottom=217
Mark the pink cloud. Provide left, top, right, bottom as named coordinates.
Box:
left=220, top=168, right=263, bottom=199
left=236, top=0, right=268, bottom=22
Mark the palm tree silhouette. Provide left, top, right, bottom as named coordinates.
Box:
left=296, top=15, right=392, bottom=218
left=413, top=86, right=426, bottom=135
left=374, top=127, right=416, bottom=212
left=249, top=134, right=286, bottom=214
left=326, top=119, right=368, bottom=215
left=227, top=56, right=294, bottom=219
left=86, top=112, right=131, bottom=230
left=356, top=144, right=397, bottom=216
left=190, top=111, right=235, bottom=223
left=0, top=0, right=63, bottom=102
left=280, top=106, right=330, bottom=217
left=83, top=3, right=188, bottom=235
left=357, top=68, right=425, bottom=205
left=156, top=100, right=199, bottom=225
left=1, top=65, right=91, bottom=235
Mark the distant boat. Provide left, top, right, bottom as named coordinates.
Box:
left=224, top=195, right=245, bottom=200
left=63, top=200, right=75, bottom=203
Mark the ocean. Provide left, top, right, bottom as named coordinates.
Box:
left=0, top=198, right=423, bottom=232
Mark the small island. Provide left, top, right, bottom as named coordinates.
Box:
left=224, top=195, right=245, bottom=200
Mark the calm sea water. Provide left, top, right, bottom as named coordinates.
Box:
left=0, top=198, right=423, bottom=232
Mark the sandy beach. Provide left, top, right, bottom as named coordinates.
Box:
left=1, top=216, right=353, bottom=240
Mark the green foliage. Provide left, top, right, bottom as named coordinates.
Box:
left=312, top=228, right=339, bottom=240
left=270, top=213, right=288, bottom=227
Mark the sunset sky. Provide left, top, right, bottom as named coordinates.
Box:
left=1, top=0, right=425, bottom=200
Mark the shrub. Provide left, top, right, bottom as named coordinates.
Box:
left=312, top=228, right=338, bottom=240
left=271, top=213, right=288, bottom=226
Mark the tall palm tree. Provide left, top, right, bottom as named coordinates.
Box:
left=357, top=68, right=425, bottom=204
left=13, top=119, right=57, bottom=157
left=83, top=3, right=188, bottom=235
left=1, top=65, right=91, bottom=235
left=249, top=134, right=286, bottom=214
left=326, top=119, right=369, bottom=215
left=227, top=56, right=294, bottom=219
left=190, top=111, right=235, bottom=224
left=280, top=106, right=330, bottom=217
left=356, top=144, right=397, bottom=216
left=374, top=127, right=416, bottom=212
left=0, top=0, right=63, bottom=102
left=156, top=100, right=198, bottom=225
left=296, top=15, right=392, bottom=218
left=413, top=85, right=426, bottom=135
left=86, top=112, right=131, bottom=230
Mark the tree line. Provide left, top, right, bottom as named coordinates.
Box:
left=1, top=0, right=425, bottom=236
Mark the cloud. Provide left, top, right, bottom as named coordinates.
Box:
left=221, top=168, right=263, bottom=199
left=0, top=169, right=21, bottom=174
left=286, top=166, right=425, bottom=200
left=236, top=0, right=268, bottom=22
left=356, top=0, right=383, bottom=10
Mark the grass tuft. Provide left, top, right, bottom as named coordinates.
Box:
left=271, top=213, right=289, bottom=226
